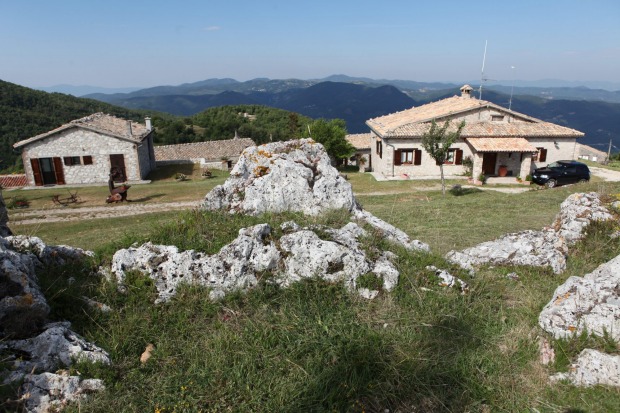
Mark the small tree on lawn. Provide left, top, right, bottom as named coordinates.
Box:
left=303, top=118, right=355, bottom=164
left=421, top=119, right=466, bottom=195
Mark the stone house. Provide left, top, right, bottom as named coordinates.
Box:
left=346, top=133, right=372, bottom=170
left=154, top=137, right=255, bottom=170
left=367, top=85, right=584, bottom=181
left=576, top=143, right=608, bottom=163
left=13, top=113, right=156, bottom=186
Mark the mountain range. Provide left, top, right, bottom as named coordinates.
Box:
left=81, top=76, right=620, bottom=149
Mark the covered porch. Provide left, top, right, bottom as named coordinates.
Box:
left=466, top=137, right=536, bottom=182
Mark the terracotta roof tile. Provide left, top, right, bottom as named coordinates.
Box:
left=366, top=95, right=583, bottom=138
left=466, top=137, right=537, bottom=153
left=14, top=113, right=151, bottom=148
left=154, top=138, right=255, bottom=162
left=346, top=133, right=372, bottom=149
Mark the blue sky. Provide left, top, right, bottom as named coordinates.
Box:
left=1, top=0, right=619, bottom=88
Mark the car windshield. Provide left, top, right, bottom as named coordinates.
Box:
left=546, top=162, right=564, bottom=169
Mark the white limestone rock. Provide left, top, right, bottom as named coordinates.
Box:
left=352, top=209, right=430, bottom=252
left=538, top=254, right=620, bottom=341
left=551, top=349, right=620, bottom=387
left=20, top=372, right=105, bottom=413
left=425, top=265, right=469, bottom=293
left=0, top=322, right=110, bottom=383
left=3, top=235, right=94, bottom=266
left=445, top=192, right=612, bottom=274
left=277, top=229, right=370, bottom=288
left=553, top=192, right=614, bottom=245
left=112, top=224, right=281, bottom=303
left=446, top=229, right=567, bottom=274
left=372, top=252, right=399, bottom=292
left=203, top=139, right=359, bottom=216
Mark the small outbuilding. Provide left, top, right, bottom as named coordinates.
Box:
left=13, top=113, right=156, bottom=186
left=154, top=137, right=255, bottom=170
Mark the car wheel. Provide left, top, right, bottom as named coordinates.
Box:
left=545, top=179, right=557, bottom=188
left=579, top=179, right=588, bottom=183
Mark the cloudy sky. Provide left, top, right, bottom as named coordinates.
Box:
left=1, top=0, right=619, bottom=88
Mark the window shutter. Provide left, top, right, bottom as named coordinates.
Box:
left=64, top=157, right=72, bottom=166
left=30, top=158, right=43, bottom=186
left=83, top=156, right=93, bottom=165
left=539, top=148, right=547, bottom=162
left=455, top=149, right=463, bottom=165
left=394, top=149, right=402, bottom=166
left=414, top=149, right=422, bottom=165
left=53, top=157, right=65, bottom=185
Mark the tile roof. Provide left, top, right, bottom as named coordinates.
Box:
left=0, top=174, right=28, bottom=188
left=466, top=137, right=537, bottom=153
left=346, top=133, right=372, bottom=149
left=366, top=94, right=583, bottom=139
left=154, top=138, right=255, bottom=162
left=14, top=113, right=151, bottom=148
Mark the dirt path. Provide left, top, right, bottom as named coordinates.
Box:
left=589, top=166, right=620, bottom=182
left=10, top=201, right=201, bottom=225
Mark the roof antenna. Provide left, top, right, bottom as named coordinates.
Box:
left=479, top=40, right=488, bottom=100
left=508, top=65, right=516, bottom=110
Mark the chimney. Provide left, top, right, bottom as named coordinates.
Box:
left=126, top=120, right=133, bottom=137
left=460, top=84, right=473, bottom=99
left=145, top=117, right=152, bottom=131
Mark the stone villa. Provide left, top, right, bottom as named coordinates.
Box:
left=366, top=85, right=584, bottom=181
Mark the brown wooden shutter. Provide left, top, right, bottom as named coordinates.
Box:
left=53, top=157, right=65, bottom=185
left=455, top=149, right=463, bottom=165
left=414, top=149, right=422, bottom=165
left=394, top=149, right=402, bottom=166
left=539, top=148, right=547, bottom=162
left=83, top=156, right=93, bottom=165
left=30, top=158, right=43, bottom=186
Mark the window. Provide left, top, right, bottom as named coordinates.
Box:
left=83, top=156, right=93, bottom=165
left=63, top=156, right=81, bottom=166
left=491, top=115, right=504, bottom=121
left=394, top=149, right=422, bottom=166
left=533, top=147, right=547, bottom=162
left=376, top=140, right=383, bottom=159
left=443, top=148, right=463, bottom=165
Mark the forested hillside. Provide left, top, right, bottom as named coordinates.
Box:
left=0, top=80, right=156, bottom=172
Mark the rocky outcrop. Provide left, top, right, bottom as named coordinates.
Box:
left=539, top=254, right=620, bottom=341
left=203, top=139, right=359, bottom=216
left=202, top=139, right=428, bottom=253
left=0, top=236, right=107, bottom=411
left=20, top=372, right=105, bottom=413
left=446, top=192, right=613, bottom=274
left=111, top=221, right=403, bottom=303
left=550, top=349, right=620, bottom=387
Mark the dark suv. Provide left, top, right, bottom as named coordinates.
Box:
left=531, top=160, right=590, bottom=188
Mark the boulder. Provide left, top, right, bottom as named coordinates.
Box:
left=446, top=192, right=613, bottom=274
left=19, top=372, right=105, bottom=413
left=538, top=254, right=620, bottom=341
left=203, top=139, right=359, bottom=216
left=550, top=349, right=620, bottom=387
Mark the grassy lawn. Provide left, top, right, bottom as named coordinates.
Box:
left=3, top=168, right=620, bottom=412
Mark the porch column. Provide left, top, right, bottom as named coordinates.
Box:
left=472, top=152, right=484, bottom=181
left=519, top=154, right=532, bottom=180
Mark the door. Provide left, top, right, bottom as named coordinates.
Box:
left=482, top=153, right=497, bottom=175
left=109, top=154, right=127, bottom=182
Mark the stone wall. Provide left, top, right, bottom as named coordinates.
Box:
left=529, top=137, right=578, bottom=169
left=22, top=129, right=142, bottom=185
left=136, top=134, right=156, bottom=179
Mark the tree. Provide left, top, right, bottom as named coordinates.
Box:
left=421, top=119, right=466, bottom=195
left=303, top=118, right=354, bottom=162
